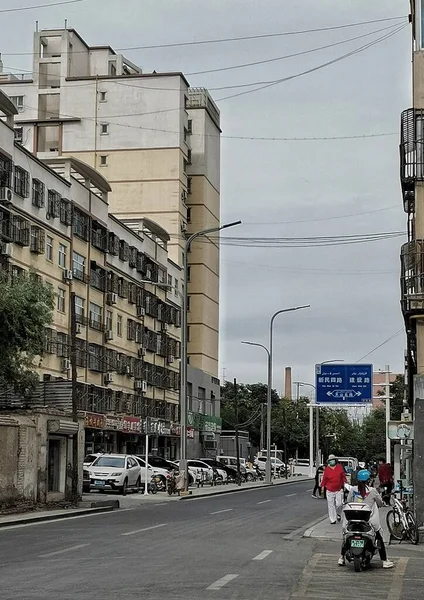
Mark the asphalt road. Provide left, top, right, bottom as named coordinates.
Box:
left=0, top=480, right=422, bottom=600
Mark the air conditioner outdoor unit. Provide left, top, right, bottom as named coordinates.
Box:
left=141, top=380, right=147, bottom=393
left=108, top=292, right=118, bottom=305
left=126, top=365, right=132, bottom=376
left=61, top=358, right=70, bottom=372
left=1, top=242, right=13, bottom=257
left=63, top=269, right=73, bottom=281
left=105, top=330, right=113, bottom=341
left=104, top=372, right=113, bottom=384
left=137, top=307, right=146, bottom=317
left=0, top=187, right=13, bottom=205
left=161, top=323, right=168, bottom=332
left=75, top=323, right=82, bottom=335
left=167, top=354, right=175, bottom=364
left=135, top=380, right=148, bottom=392
left=138, top=347, right=146, bottom=358
left=146, top=269, right=152, bottom=280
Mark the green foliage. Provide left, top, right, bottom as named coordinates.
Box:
left=0, top=271, right=54, bottom=394
left=359, top=408, right=386, bottom=462
left=389, top=375, right=407, bottom=421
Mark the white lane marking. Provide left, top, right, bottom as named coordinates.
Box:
left=252, top=550, right=273, bottom=561
left=207, top=574, right=239, bottom=590
left=210, top=508, right=233, bottom=515
left=0, top=508, right=135, bottom=532
left=39, top=543, right=89, bottom=558
left=154, top=503, right=168, bottom=506
left=257, top=500, right=271, bottom=505
left=286, top=493, right=297, bottom=497
left=307, top=488, right=313, bottom=492
left=122, top=523, right=167, bottom=536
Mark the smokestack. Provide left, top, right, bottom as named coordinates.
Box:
left=284, top=367, right=292, bottom=400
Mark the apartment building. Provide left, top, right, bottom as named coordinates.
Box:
left=0, top=90, right=183, bottom=459
left=0, top=27, right=221, bottom=381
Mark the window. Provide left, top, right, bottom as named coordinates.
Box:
left=187, top=119, right=193, bottom=134
left=88, top=343, right=103, bottom=372
left=99, top=91, right=107, bottom=102
left=30, top=226, right=45, bottom=254
left=184, top=127, right=188, bottom=142
left=10, top=96, right=24, bottom=111
left=99, top=155, right=107, bottom=166
left=12, top=216, right=30, bottom=246
left=60, top=198, right=72, bottom=225
left=187, top=177, right=192, bottom=194
left=167, top=274, right=173, bottom=288
left=100, top=123, right=109, bottom=135
left=14, top=128, right=23, bottom=143
left=187, top=267, right=191, bottom=282
left=14, top=165, right=30, bottom=198
left=47, top=189, right=61, bottom=218
left=57, top=288, right=66, bottom=313
left=74, top=296, right=85, bottom=321
left=117, top=315, right=122, bottom=337
left=187, top=326, right=191, bottom=342
left=89, top=302, right=102, bottom=330
left=187, top=296, right=191, bottom=311
left=187, top=207, right=191, bottom=223
left=174, top=278, right=179, bottom=297
left=73, top=208, right=90, bottom=241
left=58, top=243, right=67, bottom=268
left=32, top=179, right=45, bottom=208
left=46, top=236, right=53, bottom=261
left=106, top=310, right=113, bottom=332
left=72, top=251, right=86, bottom=281
left=187, top=148, right=192, bottom=165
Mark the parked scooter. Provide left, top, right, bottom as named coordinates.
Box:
left=342, top=502, right=378, bottom=572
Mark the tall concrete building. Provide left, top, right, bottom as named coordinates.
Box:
left=0, top=27, right=221, bottom=384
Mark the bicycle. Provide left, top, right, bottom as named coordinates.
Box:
left=386, top=491, right=419, bottom=545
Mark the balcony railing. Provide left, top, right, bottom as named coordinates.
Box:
left=400, top=108, right=424, bottom=188
left=400, top=240, right=424, bottom=313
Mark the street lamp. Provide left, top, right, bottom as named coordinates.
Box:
left=241, top=304, right=310, bottom=485
left=180, top=220, right=242, bottom=490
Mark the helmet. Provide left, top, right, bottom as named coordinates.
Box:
left=357, top=469, right=371, bottom=482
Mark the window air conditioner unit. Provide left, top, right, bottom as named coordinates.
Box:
left=142, top=380, right=147, bottom=393
left=167, top=354, right=175, bottom=364
left=108, top=292, right=118, bottom=305
left=137, top=307, right=146, bottom=317
left=63, top=269, right=73, bottom=281
left=125, top=365, right=132, bottom=376
left=161, top=323, right=168, bottom=332
left=104, top=372, right=113, bottom=384
left=0, top=187, right=13, bottom=205
left=146, top=269, right=152, bottom=280
left=138, top=347, right=146, bottom=358
left=204, top=440, right=217, bottom=450
left=105, top=330, right=113, bottom=341
left=61, top=358, right=70, bottom=372
left=135, top=380, right=148, bottom=392
left=1, top=243, right=13, bottom=257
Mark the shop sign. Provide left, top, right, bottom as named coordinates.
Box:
left=170, top=423, right=194, bottom=438
left=188, top=411, right=222, bottom=433
left=144, top=417, right=172, bottom=436
left=122, top=416, right=142, bottom=434
left=84, top=412, right=106, bottom=430
left=105, top=415, right=124, bottom=431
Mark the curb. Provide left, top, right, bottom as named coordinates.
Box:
left=0, top=505, right=115, bottom=528
left=180, top=477, right=311, bottom=500
left=303, top=516, right=328, bottom=538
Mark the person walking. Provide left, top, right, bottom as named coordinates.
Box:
left=338, top=469, right=394, bottom=568
left=312, top=464, right=325, bottom=498
left=378, top=458, right=394, bottom=505
left=321, top=454, right=346, bottom=524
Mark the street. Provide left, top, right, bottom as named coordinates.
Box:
left=0, top=480, right=422, bottom=600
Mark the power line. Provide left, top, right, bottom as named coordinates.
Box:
left=186, top=23, right=403, bottom=76
left=223, top=260, right=398, bottom=276
left=356, top=330, right=404, bottom=362
left=0, top=15, right=407, bottom=54
left=217, top=23, right=408, bottom=101
left=0, top=0, right=87, bottom=13
left=243, top=205, right=399, bottom=225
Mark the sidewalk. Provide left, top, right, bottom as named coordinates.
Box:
left=0, top=505, right=115, bottom=529
left=180, top=474, right=311, bottom=499
left=304, top=506, right=391, bottom=544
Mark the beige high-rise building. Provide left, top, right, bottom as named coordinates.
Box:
left=0, top=27, right=221, bottom=379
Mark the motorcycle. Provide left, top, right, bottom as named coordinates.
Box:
left=141, top=477, right=157, bottom=494
left=152, top=473, right=166, bottom=492
left=342, top=502, right=378, bottom=572
left=167, top=469, right=178, bottom=495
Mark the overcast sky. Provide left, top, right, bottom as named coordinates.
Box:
left=1, top=0, right=411, bottom=395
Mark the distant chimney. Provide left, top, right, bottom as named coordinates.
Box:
left=284, top=367, right=292, bottom=400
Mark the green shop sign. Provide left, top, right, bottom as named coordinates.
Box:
left=188, top=412, right=222, bottom=433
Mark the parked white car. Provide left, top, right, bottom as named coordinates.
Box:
left=173, top=460, right=213, bottom=484
left=88, top=454, right=141, bottom=495
left=83, top=453, right=102, bottom=468
left=255, top=456, right=285, bottom=474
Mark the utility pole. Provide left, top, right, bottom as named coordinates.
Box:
left=70, top=292, right=79, bottom=503
left=384, top=365, right=391, bottom=464
left=260, top=404, right=265, bottom=450
left=234, top=378, right=241, bottom=485
left=283, top=400, right=288, bottom=479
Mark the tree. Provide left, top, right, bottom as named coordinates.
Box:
left=0, top=271, right=54, bottom=395
left=359, top=408, right=386, bottom=462
left=389, top=375, right=407, bottom=421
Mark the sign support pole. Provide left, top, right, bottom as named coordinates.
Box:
left=309, top=403, right=314, bottom=478
left=385, top=364, right=391, bottom=464
left=144, top=417, right=150, bottom=496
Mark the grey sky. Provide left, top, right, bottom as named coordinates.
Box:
left=1, top=0, right=410, bottom=393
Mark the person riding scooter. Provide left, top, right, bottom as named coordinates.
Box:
left=338, top=469, right=394, bottom=569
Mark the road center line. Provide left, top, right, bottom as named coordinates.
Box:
left=39, top=543, right=89, bottom=558
left=207, top=574, right=239, bottom=590
left=122, top=523, right=167, bottom=536
left=286, top=493, right=297, bottom=497
left=252, top=550, right=273, bottom=561
left=257, top=500, right=271, bottom=505
left=210, top=508, right=233, bottom=515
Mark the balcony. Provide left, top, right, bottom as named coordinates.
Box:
left=399, top=108, right=424, bottom=212
left=400, top=240, right=424, bottom=313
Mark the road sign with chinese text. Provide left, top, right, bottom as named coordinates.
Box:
left=315, top=363, right=373, bottom=404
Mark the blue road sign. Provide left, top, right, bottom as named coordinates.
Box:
left=315, top=363, right=373, bottom=404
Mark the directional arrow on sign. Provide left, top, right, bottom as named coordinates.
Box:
left=326, top=390, right=362, bottom=399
